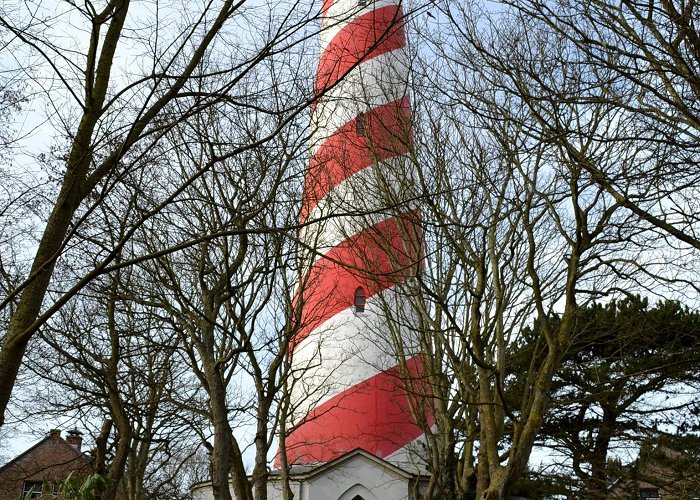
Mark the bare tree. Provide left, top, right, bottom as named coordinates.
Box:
left=23, top=260, right=203, bottom=499
left=0, top=0, right=319, bottom=428
left=129, top=75, right=308, bottom=499
left=500, top=0, right=700, bottom=259
left=389, top=7, right=660, bottom=498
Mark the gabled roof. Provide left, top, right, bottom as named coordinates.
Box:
left=189, top=448, right=431, bottom=494
left=285, top=448, right=426, bottom=481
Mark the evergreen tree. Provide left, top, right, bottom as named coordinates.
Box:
left=511, top=296, right=700, bottom=498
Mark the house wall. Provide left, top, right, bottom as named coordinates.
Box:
left=191, top=453, right=414, bottom=500
left=302, top=454, right=409, bottom=500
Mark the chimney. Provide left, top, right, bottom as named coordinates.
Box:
left=66, top=428, right=83, bottom=451
left=48, top=429, right=61, bottom=441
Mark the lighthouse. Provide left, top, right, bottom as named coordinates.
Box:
left=190, top=1, right=431, bottom=499
left=282, top=0, right=431, bottom=492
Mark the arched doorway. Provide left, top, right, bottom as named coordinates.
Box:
left=338, top=484, right=377, bottom=500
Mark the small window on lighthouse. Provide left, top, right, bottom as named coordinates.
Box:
left=356, top=112, right=366, bottom=136
left=358, top=0, right=367, bottom=8
left=354, top=287, right=366, bottom=313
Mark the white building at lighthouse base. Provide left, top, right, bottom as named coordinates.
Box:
left=190, top=449, right=429, bottom=500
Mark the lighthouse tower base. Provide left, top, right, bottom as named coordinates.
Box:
left=190, top=449, right=430, bottom=500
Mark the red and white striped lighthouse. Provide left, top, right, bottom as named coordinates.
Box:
left=283, top=0, right=431, bottom=468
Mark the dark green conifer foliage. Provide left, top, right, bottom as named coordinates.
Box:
left=510, top=296, right=700, bottom=498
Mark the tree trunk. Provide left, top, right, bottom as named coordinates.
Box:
left=0, top=172, right=90, bottom=425
left=478, top=467, right=508, bottom=500
left=252, top=399, right=271, bottom=500
left=207, top=367, right=236, bottom=500
left=589, top=406, right=617, bottom=497
left=0, top=0, right=131, bottom=428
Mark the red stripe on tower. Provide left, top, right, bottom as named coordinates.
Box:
left=300, top=97, right=411, bottom=224
left=283, top=0, right=428, bottom=468
left=315, top=6, right=406, bottom=94
left=285, top=355, right=434, bottom=463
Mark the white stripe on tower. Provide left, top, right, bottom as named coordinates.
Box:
left=284, top=0, right=432, bottom=467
